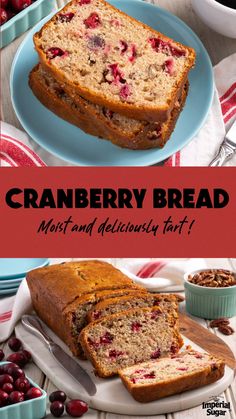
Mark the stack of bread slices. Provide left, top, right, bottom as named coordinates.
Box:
left=29, top=0, right=196, bottom=150
left=27, top=260, right=225, bottom=402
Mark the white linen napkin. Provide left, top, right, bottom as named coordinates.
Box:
left=1, top=55, right=236, bottom=167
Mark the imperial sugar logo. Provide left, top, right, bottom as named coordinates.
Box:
left=202, top=396, right=231, bottom=416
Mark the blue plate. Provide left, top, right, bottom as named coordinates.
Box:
left=0, top=279, right=23, bottom=289
left=10, top=0, right=213, bottom=166
left=0, top=259, right=49, bottom=280
left=0, top=286, right=19, bottom=295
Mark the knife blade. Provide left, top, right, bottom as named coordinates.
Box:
left=21, top=315, right=97, bottom=396
left=209, top=120, right=236, bottom=166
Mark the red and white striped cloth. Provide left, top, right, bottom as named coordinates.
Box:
left=1, top=55, right=236, bottom=166
left=0, top=122, right=46, bottom=167
left=164, top=53, right=236, bottom=167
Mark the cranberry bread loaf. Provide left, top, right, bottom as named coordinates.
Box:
left=29, top=64, right=188, bottom=149
left=26, top=260, right=146, bottom=357
left=33, top=0, right=195, bottom=122
left=79, top=306, right=183, bottom=377
left=119, top=349, right=225, bottom=402
left=87, top=293, right=178, bottom=322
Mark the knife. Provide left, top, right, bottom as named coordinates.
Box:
left=21, top=314, right=97, bottom=396
left=209, top=120, right=236, bottom=166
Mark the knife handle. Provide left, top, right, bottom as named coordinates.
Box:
left=209, top=140, right=235, bottom=166
left=22, top=315, right=53, bottom=347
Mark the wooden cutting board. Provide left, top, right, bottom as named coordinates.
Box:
left=179, top=313, right=236, bottom=370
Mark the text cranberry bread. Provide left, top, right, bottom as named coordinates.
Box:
left=119, top=349, right=225, bottom=402
left=79, top=306, right=183, bottom=377
left=29, top=64, right=188, bottom=150
left=33, top=0, right=195, bottom=122
left=87, top=293, right=178, bottom=322
left=26, top=260, right=146, bottom=357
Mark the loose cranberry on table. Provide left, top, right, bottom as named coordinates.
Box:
left=50, top=400, right=65, bottom=417
left=0, top=389, right=9, bottom=407
left=26, top=387, right=42, bottom=399
left=49, top=390, right=67, bottom=403
left=8, top=337, right=22, bottom=352
left=22, top=349, right=32, bottom=362
left=9, top=390, right=25, bottom=404
left=0, top=8, right=8, bottom=25
left=66, top=399, right=88, bottom=417
left=15, top=377, right=31, bottom=393
left=7, top=351, right=28, bottom=367
left=0, top=350, right=4, bottom=362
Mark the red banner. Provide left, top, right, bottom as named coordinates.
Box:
left=0, top=167, right=235, bottom=257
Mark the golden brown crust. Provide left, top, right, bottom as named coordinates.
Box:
left=33, top=0, right=195, bottom=122
left=119, top=356, right=225, bottom=402
left=29, top=64, right=189, bottom=150
left=26, top=260, right=145, bottom=357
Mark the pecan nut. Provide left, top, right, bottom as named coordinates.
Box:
left=188, top=269, right=236, bottom=288
left=209, top=318, right=229, bottom=328
left=218, top=325, right=234, bottom=335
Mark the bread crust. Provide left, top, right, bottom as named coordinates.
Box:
left=119, top=353, right=225, bottom=402
left=29, top=64, right=188, bottom=150
left=33, top=0, right=195, bottom=122
left=79, top=306, right=183, bottom=378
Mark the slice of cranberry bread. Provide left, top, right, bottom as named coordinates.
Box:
left=33, top=0, right=195, bottom=122
left=87, top=293, right=178, bottom=322
left=63, top=288, right=147, bottom=357
left=79, top=306, right=183, bottom=377
left=119, top=349, right=225, bottom=402
left=29, top=64, right=188, bottom=149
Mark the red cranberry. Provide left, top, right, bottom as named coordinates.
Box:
left=120, top=40, right=128, bottom=54
left=47, top=47, right=66, bottom=59
left=0, top=374, right=14, bottom=387
left=0, top=8, right=8, bottom=25
left=7, top=352, right=27, bottom=367
left=26, top=387, right=42, bottom=399
left=2, top=383, right=14, bottom=394
left=150, top=349, right=161, bottom=359
left=66, top=399, right=88, bottom=417
left=169, top=45, right=186, bottom=57
left=102, top=108, right=114, bottom=119
left=170, top=343, right=179, bottom=354
left=0, top=363, right=18, bottom=375
left=79, top=0, right=91, bottom=4
left=21, top=350, right=32, bottom=362
left=128, top=44, right=137, bottom=62
left=0, top=389, right=9, bottom=407
left=50, top=400, right=65, bottom=417
left=0, top=349, right=4, bottom=361
left=58, top=12, right=74, bottom=22
left=9, top=391, right=24, bottom=404
left=15, top=377, right=31, bottom=393
left=92, top=310, right=102, bottom=320
left=10, top=0, right=31, bottom=11
left=163, top=57, right=175, bottom=75
left=120, top=84, right=131, bottom=100
left=109, top=63, right=126, bottom=84
left=130, top=378, right=136, bottom=384
left=84, top=12, right=101, bottom=29
left=11, top=367, right=25, bottom=381
left=143, top=372, right=155, bottom=379
left=49, top=390, right=67, bottom=403
left=1, top=0, right=9, bottom=8
left=109, top=349, right=124, bottom=359
left=131, top=322, right=142, bottom=332
left=8, top=337, right=22, bottom=352
left=100, top=332, right=113, bottom=344
left=6, top=8, right=16, bottom=19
